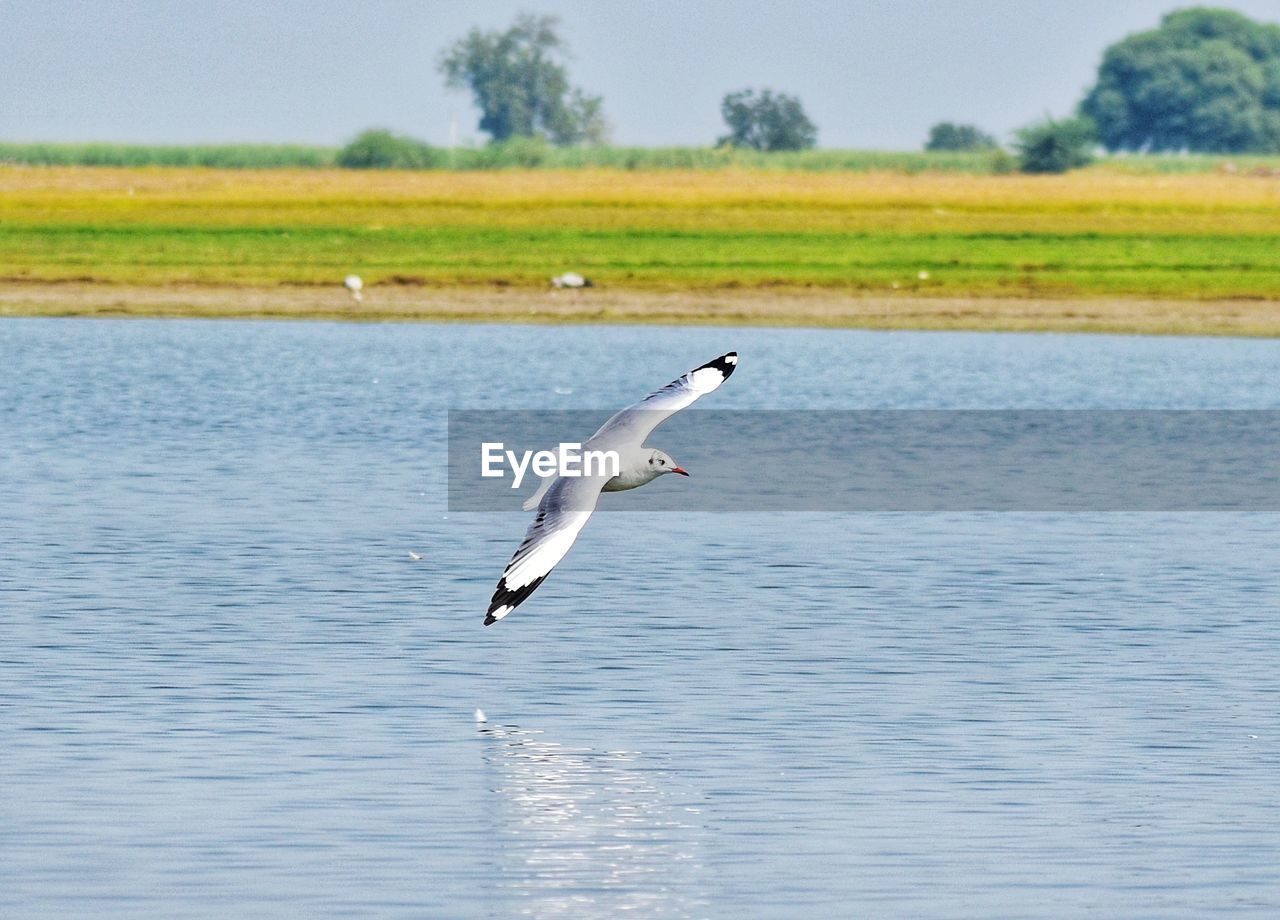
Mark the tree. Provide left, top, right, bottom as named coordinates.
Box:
left=718, top=88, right=817, bottom=151
left=439, top=14, right=608, bottom=146
left=1080, top=7, right=1280, bottom=153
left=1014, top=116, right=1096, bottom=173
left=924, top=122, right=998, bottom=151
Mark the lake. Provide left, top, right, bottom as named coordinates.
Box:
left=3, top=318, right=1278, bottom=918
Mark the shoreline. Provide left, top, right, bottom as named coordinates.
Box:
left=2, top=282, right=1279, bottom=337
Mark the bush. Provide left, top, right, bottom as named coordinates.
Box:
left=337, top=129, right=445, bottom=169
left=988, top=148, right=1018, bottom=175
left=924, top=122, right=998, bottom=151
left=465, top=137, right=555, bottom=169
left=1014, top=117, right=1097, bottom=173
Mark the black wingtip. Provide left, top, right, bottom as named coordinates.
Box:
left=485, top=574, right=548, bottom=626
left=695, top=352, right=738, bottom=380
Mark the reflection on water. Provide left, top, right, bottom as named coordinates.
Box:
left=478, top=721, right=705, bottom=918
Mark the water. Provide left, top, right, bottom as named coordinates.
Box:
left=3, top=318, right=1278, bottom=918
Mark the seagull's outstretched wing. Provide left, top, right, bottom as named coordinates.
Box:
left=521, top=473, right=555, bottom=512
left=521, top=351, right=738, bottom=510
left=588, top=352, right=737, bottom=448
left=486, top=475, right=606, bottom=625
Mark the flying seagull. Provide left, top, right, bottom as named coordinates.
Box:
left=485, top=352, right=738, bottom=625
left=551, top=272, right=593, bottom=289
left=344, top=274, right=364, bottom=302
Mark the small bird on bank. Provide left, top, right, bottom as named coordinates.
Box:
left=344, top=274, right=364, bottom=302
left=485, top=351, right=738, bottom=625
left=551, top=272, right=593, bottom=289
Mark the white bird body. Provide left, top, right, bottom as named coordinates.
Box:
left=600, top=446, right=669, bottom=491
left=551, top=272, right=593, bottom=289
left=344, top=274, right=364, bottom=302
left=487, top=352, right=738, bottom=625
left=520, top=444, right=664, bottom=512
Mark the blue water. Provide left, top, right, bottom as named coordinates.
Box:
left=3, top=318, right=1279, bottom=918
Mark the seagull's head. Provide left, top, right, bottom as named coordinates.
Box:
left=648, top=449, right=689, bottom=477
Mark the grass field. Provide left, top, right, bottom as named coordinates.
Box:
left=0, top=142, right=1004, bottom=172
left=2, top=165, right=1279, bottom=333
left=0, top=142, right=340, bottom=169
left=5, top=140, right=1280, bottom=174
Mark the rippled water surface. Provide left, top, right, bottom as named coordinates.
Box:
left=3, top=319, right=1279, bottom=918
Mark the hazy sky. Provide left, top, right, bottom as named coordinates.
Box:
left=5, top=1, right=1279, bottom=150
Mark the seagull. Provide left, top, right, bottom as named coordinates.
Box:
left=551, top=272, right=593, bottom=289
left=485, top=352, right=738, bottom=625
left=344, top=274, right=364, bottom=302
left=409, top=551, right=423, bottom=561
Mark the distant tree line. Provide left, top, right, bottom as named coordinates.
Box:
left=428, top=14, right=820, bottom=153
left=924, top=7, right=1280, bottom=172
left=337, top=7, right=1280, bottom=173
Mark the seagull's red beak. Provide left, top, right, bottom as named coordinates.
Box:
left=670, top=466, right=690, bottom=476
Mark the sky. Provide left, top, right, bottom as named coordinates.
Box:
left=4, top=0, right=1279, bottom=150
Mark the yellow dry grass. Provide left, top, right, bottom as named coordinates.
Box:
left=3, top=166, right=1279, bottom=234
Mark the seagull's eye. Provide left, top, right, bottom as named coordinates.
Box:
left=658, top=458, right=665, bottom=465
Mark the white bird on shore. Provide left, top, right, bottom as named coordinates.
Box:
left=485, top=351, right=738, bottom=625
left=551, top=272, right=593, bottom=289
left=344, top=274, right=364, bottom=302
